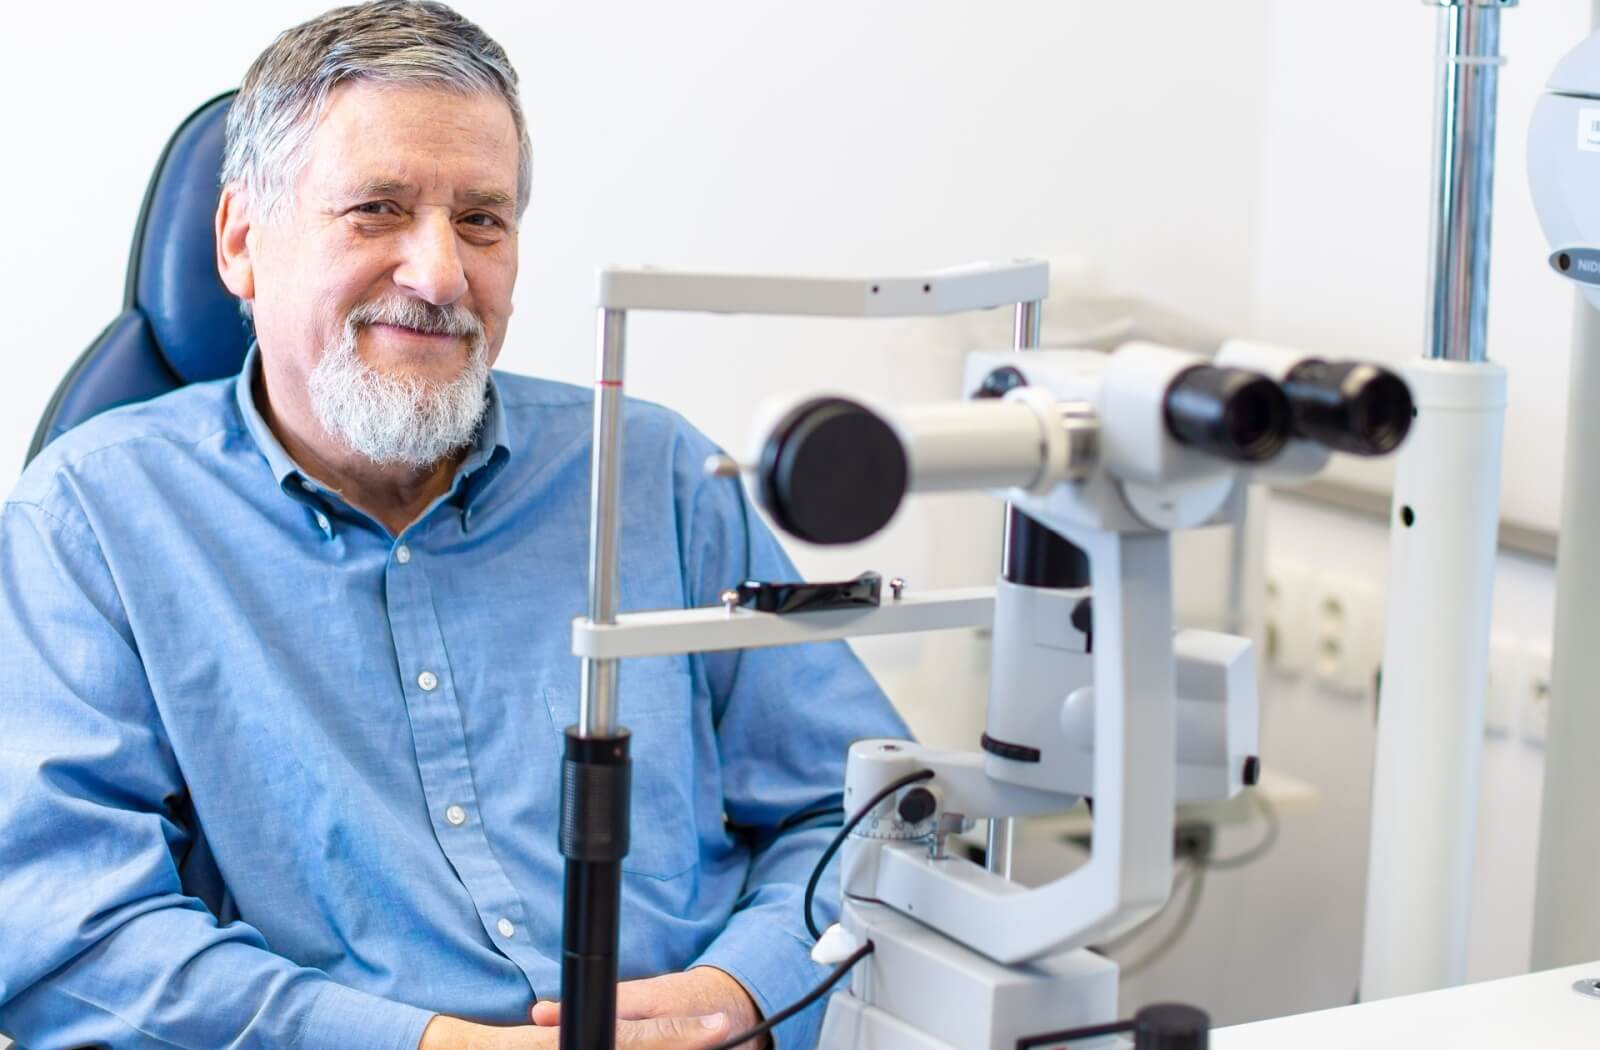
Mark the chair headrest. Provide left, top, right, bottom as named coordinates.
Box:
left=132, top=91, right=251, bottom=384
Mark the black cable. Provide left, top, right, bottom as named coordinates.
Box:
left=802, top=768, right=936, bottom=940
left=702, top=940, right=875, bottom=1050
left=1015, top=1016, right=1135, bottom=1050
left=775, top=804, right=845, bottom=835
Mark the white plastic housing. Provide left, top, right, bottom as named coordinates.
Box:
left=1529, top=34, right=1600, bottom=312
left=1361, top=359, right=1506, bottom=999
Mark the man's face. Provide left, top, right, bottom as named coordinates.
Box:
left=240, top=80, right=521, bottom=465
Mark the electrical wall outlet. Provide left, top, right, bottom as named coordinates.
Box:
left=1309, top=574, right=1381, bottom=696
left=1518, top=642, right=1554, bottom=747
left=1263, top=561, right=1311, bottom=676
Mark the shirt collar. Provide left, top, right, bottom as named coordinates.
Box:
left=233, top=343, right=514, bottom=531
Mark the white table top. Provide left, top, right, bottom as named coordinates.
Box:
left=1212, top=962, right=1600, bottom=1048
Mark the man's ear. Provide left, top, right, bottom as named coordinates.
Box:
left=215, top=186, right=256, bottom=305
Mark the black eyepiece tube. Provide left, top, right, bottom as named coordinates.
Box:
left=1163, top=366, right=1290, bottom=463
left=1281, top=360, right=1414, bottom=456
left=757, top=397, right=908, bottom=545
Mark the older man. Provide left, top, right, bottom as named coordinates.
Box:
left=0, top=3, right=906, bottom=1049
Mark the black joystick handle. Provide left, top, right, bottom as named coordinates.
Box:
left=1164, top=365, right=1290, bottom=464
left=1281, top=360, right=1414, bottom=456
left=1132, top=1003, right=1209, bottom=1050
left=757, top=397, right=908, bottom=545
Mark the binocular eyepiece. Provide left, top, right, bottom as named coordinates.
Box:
left=1280, top=359, right=1414, bottom=456
left=1163, top=359, right=1413, bottom=463
left=1164, top=366, right=1291, bottom=464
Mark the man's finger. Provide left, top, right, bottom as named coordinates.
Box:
left=531, top=977, right=665, bottom=1026
left=617, top=1012, right=732, bottom=1050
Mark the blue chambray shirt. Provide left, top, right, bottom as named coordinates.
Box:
left=0, top=347, right=908, bottom=1050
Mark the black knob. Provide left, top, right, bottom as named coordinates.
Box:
left=1281, top=360, right=1413, bottom=456
left=1133, top=1003, right=1209, bottom=1050
left=897, top=787, right=937, bottom=824
left=756, top=397, right=908, bottom=545
left=973, top=365, right=1027, bottom=400
left=1164, top=366, right=1290, bottom=464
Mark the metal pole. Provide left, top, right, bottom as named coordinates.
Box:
left=1424, top=0, right=1506, bottom=363
left=1360, top=0, right=1512, bottom=1000
left=1012, top=298, right=1042, bottom=352
left=987, top=300, right=1044, bottom=880
left=561, top=308, right=632, bottom=1050
left=582, top=309, right=629, bottom=736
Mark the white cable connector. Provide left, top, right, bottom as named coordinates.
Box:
left=811, top=923, right=865, bottom=966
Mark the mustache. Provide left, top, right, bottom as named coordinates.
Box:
left=346, top=297, right=485, bottom=340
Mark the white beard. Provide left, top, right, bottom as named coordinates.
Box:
left=309, top=298, right=491, bottom=469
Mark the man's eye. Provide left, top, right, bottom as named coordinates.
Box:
left=352, top=201, right=399, bottom=217
left=461, top=213, right=503, bottom=229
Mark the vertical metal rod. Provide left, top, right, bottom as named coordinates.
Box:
left=581, top=309, right=628, bottom=737
left=998, top=300, right=1043, bottom=576
left=987, top=299, right=1042, bottom=880
left=1425, top=1, right=1504, bottom=363
left=1361, top=0, right=1513, bottom=1000
left=985, top=818, right=1014, bottom=880
left=562, top=307, right=631, bottom=1050
left=1013, top=298, right=1042, bottom=350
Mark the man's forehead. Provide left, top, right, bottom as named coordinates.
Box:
left=305, top=82, right=519, bottom=200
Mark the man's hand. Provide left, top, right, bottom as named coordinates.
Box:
left=417, top=1010, right=733, bottom=1050
left=529, top=967, right=765, bottom=1048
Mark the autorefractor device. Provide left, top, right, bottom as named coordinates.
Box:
left=552, top=260, right=1413, bottom=1050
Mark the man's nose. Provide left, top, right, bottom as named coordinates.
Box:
left=394, top=210, right=469, bottom=306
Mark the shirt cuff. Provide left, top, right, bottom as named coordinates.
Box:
left=301, top=980, right=437, bottom=1050
left=693, top=913, right=833, bottom=1050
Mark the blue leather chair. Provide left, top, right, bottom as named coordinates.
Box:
left=27, top=91, right=249, bottom=466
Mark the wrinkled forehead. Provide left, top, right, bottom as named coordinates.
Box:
left=299, top=81, right=521, bottom=205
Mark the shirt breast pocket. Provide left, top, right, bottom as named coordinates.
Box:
left=542, top=663, right=700, bottom=881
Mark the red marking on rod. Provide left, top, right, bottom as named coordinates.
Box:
left=596, top=379, right=624, bottom=387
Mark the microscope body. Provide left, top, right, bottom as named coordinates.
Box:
left=746, top=339, right=1411, bottom=1050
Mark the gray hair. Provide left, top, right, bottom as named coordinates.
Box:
left=221, top=0, right=531, bottom=221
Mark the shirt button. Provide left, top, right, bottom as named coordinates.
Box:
left=300, top=479, right=316, bottom=492
left=445, top=804, right=467, bottom=826
left=497, top=918, right=516, bottom=938
left=418, top=671, right=439, bottom=691
left=396, top=544, right=412, bottom=564
left=315, top=512, right=330, bottom=530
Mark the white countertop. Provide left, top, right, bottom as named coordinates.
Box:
left=1212, top=962, right=1600, bottom=1048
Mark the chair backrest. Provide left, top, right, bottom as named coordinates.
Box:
left=27, top=91, right=249, bottom=465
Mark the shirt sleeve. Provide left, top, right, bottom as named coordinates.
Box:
left=0, top=500, right=434, bottom=1050
left=673, top=429, right=912, bottom=1050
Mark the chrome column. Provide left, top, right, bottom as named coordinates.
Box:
left=581, top=309, right=628, bottom=737
left=1425, top=0, right=1509, bottom=363
left=988, top=299, right=1043, bottom=880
